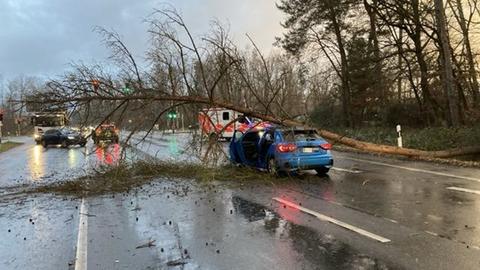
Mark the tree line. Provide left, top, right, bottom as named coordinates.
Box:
left=3, top=0, right=480, bottom=138
left=278, top=0, right=480, bottom=127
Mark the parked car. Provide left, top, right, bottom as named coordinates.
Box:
left=40, top=128, right=87, bottom=148
left=92, top=124, right=119, bottom=144
left=229, top=124, right=333, bottom=175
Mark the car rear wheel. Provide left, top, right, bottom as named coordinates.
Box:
left=315, top=167, right=330, bottom=176
left=61, top=140, right=68, bottom=148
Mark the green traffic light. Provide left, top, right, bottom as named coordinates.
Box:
left=167, top=110, right=177, bottom=119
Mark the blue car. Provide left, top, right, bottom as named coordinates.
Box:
left=229, top=124, right=334, bottom=175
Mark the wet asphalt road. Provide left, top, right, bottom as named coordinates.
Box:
left=1, top=133, right=480, bottom=269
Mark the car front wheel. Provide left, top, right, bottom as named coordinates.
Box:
left=41, top=141, right=47, bottom=148
left=61, top=140, right=69, bottom=148
left=315, top=167, right=330, bottom=176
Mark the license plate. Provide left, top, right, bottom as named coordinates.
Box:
left=303, top=148, right=313, bottom=153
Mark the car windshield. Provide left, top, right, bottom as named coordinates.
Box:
left=101, top=126, right=115, bottom=132
left=33, top=115, right=65, bottom=127
left=61, top=128, right=77, bottom=135
left=282, top=129, right=321, bottom=141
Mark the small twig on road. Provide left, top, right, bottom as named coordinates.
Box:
left=136, top=239, right=156, bottom=249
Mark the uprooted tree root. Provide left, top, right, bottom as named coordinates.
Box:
left=30, top=160, right=285, bottom=196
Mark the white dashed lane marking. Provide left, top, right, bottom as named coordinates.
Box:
left=446, top=187, right=480, bottom=196
left=344, top=157, right=480, bottom=183
left=272, top=197, right=391, bottom=243
left=75, top=198, right=88, bottom=270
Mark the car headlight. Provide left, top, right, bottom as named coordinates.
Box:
left=34, top=134, right=40, bottom=139
left=68, top=136, right=75, bottom=140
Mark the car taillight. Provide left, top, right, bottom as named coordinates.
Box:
left=320, top=143, right=332, bottom=150
left=277, top=143, right=297, bottom=153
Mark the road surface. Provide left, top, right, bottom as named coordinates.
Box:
left=1, top=133, right=480, bottom=269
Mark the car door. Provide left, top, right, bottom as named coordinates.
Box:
left=229, top=130, right=244, bottom=163
left=238, top=131, right=260, bottom=167
left=258, top=129, right=275, bottom=168
left=53, top=130, right=62, bottom=144
left=43, top=130, right=55, bottom=144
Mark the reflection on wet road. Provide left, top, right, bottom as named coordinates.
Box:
left=0, top=137, right=127, bottom=188
left=81, top=181, right=395, bottom=270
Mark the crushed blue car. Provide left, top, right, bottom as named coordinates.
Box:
left=229, top=123, right=334, bottom=175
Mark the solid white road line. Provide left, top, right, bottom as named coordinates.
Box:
left=446, top=187, right=480, bottom=196
left=75, top=198, right=88, bottom=270
left=331, top=167, right=362, bottom=174
left=344, top=157, right=480, bottom=183
left=272, top=197, right=391, bottom=243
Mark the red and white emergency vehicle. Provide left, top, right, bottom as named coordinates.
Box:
left=198, top=108, right=252, bottom=141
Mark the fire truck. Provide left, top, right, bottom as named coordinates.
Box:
left=198, top=108, right=257, bottom=141
left=31, top=111, right=68, bottom=144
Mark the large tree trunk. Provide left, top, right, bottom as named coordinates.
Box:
left=434, top=0, right=460, bottom=126
left=412, top=0, right=441, bottom=124
left=452, top=0, right=480, bottom=108
left=329, top=7, right=353, bottom=127
left=364, top=0, right=384, bottom=103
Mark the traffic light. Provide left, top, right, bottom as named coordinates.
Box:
left=122, top=83, right=132, bottom=94
left=167, top=110, right=177, bottom=119
left=0, top=112, right=3, bottom=122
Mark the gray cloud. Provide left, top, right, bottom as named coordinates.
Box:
left=0, top=0, right=284, bottom=80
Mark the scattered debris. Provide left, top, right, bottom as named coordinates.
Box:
left=166, top=259, right=187, bottom=266
left=136, top=239, right=156, bottom=249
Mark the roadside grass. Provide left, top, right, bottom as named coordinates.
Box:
left=0, top=142, right=23, bottom=153
left=31, top=160, right=287, bottom=196
left=330, top=125, right=480, bottom=151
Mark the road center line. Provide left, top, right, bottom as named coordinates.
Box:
left=75, top=198, right=88, bottom=270
left=272, top=197, right=391, bottom=243
left=446, top=187, right=480, bottom=195
left=331, top=167, right=362, bottom=174
left=344, top=157, right=480, bottom=183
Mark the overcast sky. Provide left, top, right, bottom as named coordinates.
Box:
left=0, top=0, right=285, bottom=81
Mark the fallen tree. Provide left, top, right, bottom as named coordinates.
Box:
left=35, top=93, right=480, bottom=159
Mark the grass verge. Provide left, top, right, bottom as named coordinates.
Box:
left=330, top=125, right=480, bottom=152
left=0, top=142, right=23, bottom=153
